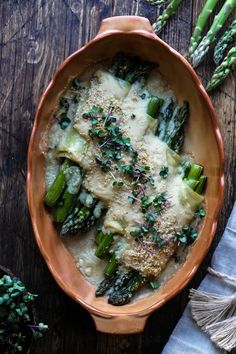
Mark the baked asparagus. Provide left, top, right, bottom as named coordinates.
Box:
left=44, top=160, right=70, bottom=207
left=184, top=163, right=207, bottom=194
left=104, top=253, right=118, bottom=277
left=156, top=101, right=189, bottom=153
left=96, top=269, right=142, bottom=306
left=109, top=53, right=155, bottom=83
left=156, top=98, right=175, bottom=140
left=53, top=189, right=76, bottom=223
left=147, top=96, right=164, bottom=118
left=95, top=232, right=114, bottom=258
left=61, top=190, right=102, bottom=234
left=108, top=270, right=142, bottom=306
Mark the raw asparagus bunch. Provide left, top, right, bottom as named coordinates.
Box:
left=155, top=100, right=189, bottom=153
left=206, top=46, right=236, bottom=91
left=152, top=0, right=183, bottom=34
left=214, top=19, right=236, bottom=65
left=190, top=0, right=236, bottom=68
left=109, top=53, right=155, bottom=84
left=188, top=0, right=219, bottom=56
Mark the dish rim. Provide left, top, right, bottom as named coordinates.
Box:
left=27, top=16, right=225, bottom=319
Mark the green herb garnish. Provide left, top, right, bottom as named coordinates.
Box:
left=159, top=166, right=169, bottom=179
left=150, top=281, right=159, bottom=289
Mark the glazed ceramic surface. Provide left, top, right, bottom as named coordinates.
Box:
left=27, top=16, right=224, bottom=334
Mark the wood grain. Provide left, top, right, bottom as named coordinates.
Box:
left=0, top=1, right=235, bottom=353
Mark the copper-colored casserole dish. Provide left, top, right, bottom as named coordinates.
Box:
left=27, top=16, right=224, bottom=334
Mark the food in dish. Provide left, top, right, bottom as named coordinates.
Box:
left=41, top=53, right=207, bottom=306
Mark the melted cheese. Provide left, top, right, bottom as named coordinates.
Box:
left=45, top=66, right=201, bottom=286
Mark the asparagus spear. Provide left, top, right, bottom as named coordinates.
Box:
left=181, top=160, right=192, bottom=178
left=104, top=253, right=118, bottom=277
left=109, top=53, right=154, bottom=83
left=195, top=175, right=207, bottom=194
left=186, top=164, right=203, bottom=180
left=190, top=0, right=236, bottom=68
left=164, top=101, right=189, bottom=152
left=188, top=0, right=219, bottom=56
left=95, top=233, right=114, bottom=259
left=147, top=96, right=164, bottom=118
left=168, top=127, right=184, bottom=153
left=109, top=52, right=134, bottom=80
left=125, top=60, right=155, bottom=84
left=95, top=273, right=118, bottom=296
left=183, top=163, right=207, bottom=195
left=156, top=98, right=175, bottom=140
left=95, top=231, right=104, bottom=245
left=108, top=270, right=142, bottom=306
left=53, top=189, right=76, bottom=223
left=152, top=0, right=184, bottom=34
left=44, top=160, right=70, bottom=207
left=61, top=204, right=91, bottom=235
left=206, top=46, right=236, bottom=91
left=155, top=100, right=188, bottom=153
left=214, top=19, right=236, bottom=65
left=95, top=270, right=141, bottom=304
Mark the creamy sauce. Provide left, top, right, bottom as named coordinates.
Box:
left=43, top=62, right=203, bottom=293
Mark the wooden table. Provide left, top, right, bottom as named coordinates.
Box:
left=0, top=1, right=235, bottom=353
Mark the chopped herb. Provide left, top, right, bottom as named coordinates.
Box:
left=141, top=196, right=152, bottom=211
left=128, top=196, right=135, bottom=203
left=130, top=228, right=142, bottom=237
left=140, top=93, right=146, bottom=100
left=58, top=114, right=71, bottom=130
left=72, top=95, right=79, bottom=104
left=59, top=97, right=69, bottom=110
left=150, top=177, right=155, bottom=186
left=72, top=78, right=81, bottom=88
left=141, top=226, right=149, bottom=234
left=82, top=112, right=91, bottom=119
left=175, top=225, right=198, bottom=245
left=153, top=193, right=168, bottom=214
left=92, top=105, right=103, bottom=114
left=150, top=281, right=159, bottom=289
left=159, top=166, right=169, bottom=179
left=195, top=208, right=206, bottom=218
left=174, top=254, right=180, bottom=263
left=146, top=213, right=156, bottom=225
left=112, top=181, right=124, bottom=188
left=95, top=156, right=111, bottom=172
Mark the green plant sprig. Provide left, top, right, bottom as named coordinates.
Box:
left=0, top=275, right=48, bottom=353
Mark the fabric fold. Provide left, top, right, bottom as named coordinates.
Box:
left=162, top=203, right=236, bottom=354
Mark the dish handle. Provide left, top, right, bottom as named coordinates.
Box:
left=97, top=16, right=156, bottom=37
left=91, top=313, right=149, bottom=334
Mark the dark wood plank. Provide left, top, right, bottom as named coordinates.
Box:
left=0, top=1, right=235, bottom=353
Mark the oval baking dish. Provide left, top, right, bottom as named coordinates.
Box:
left=27, top=16, right=224, bottom=334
